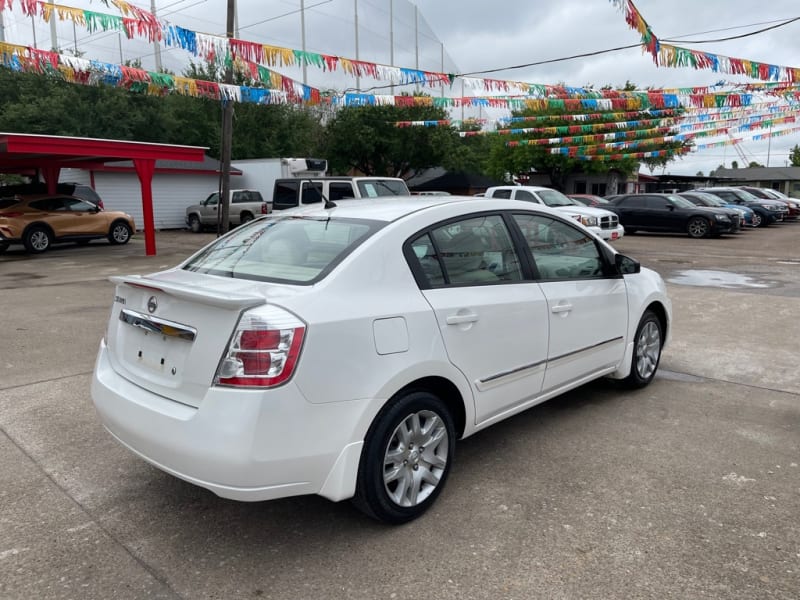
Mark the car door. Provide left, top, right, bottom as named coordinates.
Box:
left=408, top=213, right=550, bottom=426
left=511, top=213, right=628, bottom=393
left=61, top=197, right=104, bottom=234
left=200, top=193, right=219, bottom=226
left=28, top=197, right=74, bottom=235
left=648, top=196, right=686, bottom=231
left=613, top=195, right=647, bottom=228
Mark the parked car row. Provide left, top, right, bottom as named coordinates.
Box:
left=602, top=186, right=797, bottom=238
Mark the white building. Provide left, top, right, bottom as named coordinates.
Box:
left=60, top=156, right=242, bottom=230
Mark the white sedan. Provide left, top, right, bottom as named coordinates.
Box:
left=92, top=196, right=671, bottom=524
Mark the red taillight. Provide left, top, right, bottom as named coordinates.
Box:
left=260, top=202, right=268, bottom=214
left=216, top=306, right=306, bottom=388
left=97, top=200, right=105, bottom=210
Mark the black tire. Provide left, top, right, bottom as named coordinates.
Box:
left=757, top=212, right=770, bottom=228
left=23, top=225, right=52, bottom=253
left=108, top=221, right=132, bottom=245
left=620, top=310, right=663, bottom=389
left=240, top=212, right=254, bottom=224
left=687, top=217, right=710, bottom=238
left=353, top=391, right=456, bottom=524
left=188, top=214, right=202, bottom=233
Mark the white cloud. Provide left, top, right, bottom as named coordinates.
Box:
left=2, top=0, right=800, bottom=173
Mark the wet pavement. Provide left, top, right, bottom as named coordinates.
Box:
left=1, top=224, right=799, bottom=600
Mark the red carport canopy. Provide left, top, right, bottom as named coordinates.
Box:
left=0, top=132, right=208, bottom=256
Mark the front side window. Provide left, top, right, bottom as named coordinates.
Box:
left=64, top=198, right=95, bottom=211
left=183, top=216, right=382, bottom=284
left=513, top=213, right=605, bottom=280
left=204, top=193, right=219, bottom=206
left=408, top=214, right=522, bottom=287
left=329, top=182, right=355, bottom=201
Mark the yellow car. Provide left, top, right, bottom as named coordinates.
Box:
left=0, top=194, right=135, bottom=254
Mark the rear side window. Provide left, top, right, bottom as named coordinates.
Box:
left=232, top=191, right=264, bottom=204
left=183, top=216, right=383, bottom=284
left=407, top=214, right=523, bottom=287
left=301, top=182, right=323, bottom=205
left=489, top=189, right=512, bottom=199
left=273, top=181, right=299, bottom=210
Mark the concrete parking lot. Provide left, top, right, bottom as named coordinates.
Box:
left=1, top=224, right=798, bottom=599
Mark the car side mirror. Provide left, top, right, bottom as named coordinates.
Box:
left=616, top=253, right=640, bottom=275
left=666, top=204, right=675, bottom=211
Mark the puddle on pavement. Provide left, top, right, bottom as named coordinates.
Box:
left=667, top=269, right=777, bottom=289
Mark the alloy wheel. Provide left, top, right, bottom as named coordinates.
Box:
left=635, top=320, right=661, bottom=380
left=383, top=410, right=449, bottom=507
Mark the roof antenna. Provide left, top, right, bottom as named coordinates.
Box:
left=323, top=192, right=337, bottom=209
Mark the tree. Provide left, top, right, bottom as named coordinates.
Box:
left=484, top=100, right=691, bottom=191
left=731, top=160, right=739, bottom=169
left=789, top=145, right=800, bottom=167
left=322, top=104, right=459, bottom=176
left=696, top=171, right=705, bottom=177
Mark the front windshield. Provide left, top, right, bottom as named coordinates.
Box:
left=698, top=194, right=727, bottom=207
left=538, top=189, right=575, bottom=207
left=356, top=179, right=410, bottom=198
left=730, top=189, right=760, bottom=202
left=183, top=216, right=383, bottom=284
left=667, top=195, right=696, bottom=209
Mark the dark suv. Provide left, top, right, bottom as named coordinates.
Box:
left=0, top=182, right=104, bottom=210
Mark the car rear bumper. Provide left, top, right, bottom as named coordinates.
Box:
left=91, top=341, right=370, bottom=502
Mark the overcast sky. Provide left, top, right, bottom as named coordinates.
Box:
left=3, top=0, right=800, bottom=175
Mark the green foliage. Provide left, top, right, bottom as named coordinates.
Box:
left=789, top=144, right=800, bottom=167
left=322, top=105, right=460, bottom=176
left=0, top=68, right=324, bottom=160
left=485, top=92, right=692, bottom=190
left=747, top=161, right=764, bottom=168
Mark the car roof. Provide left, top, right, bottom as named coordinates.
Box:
left=267, top=195, right=568, bottom=223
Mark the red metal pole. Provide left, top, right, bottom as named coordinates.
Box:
left=134, top=158, right=157, bottom=256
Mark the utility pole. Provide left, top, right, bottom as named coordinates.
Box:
left=0, top=10, right=5, bottom=43
left=151, top=0, right=163, bottom=71
left=48, top=0, right=57, bottom=51
left=300, top=0, right=307, bottom=85
left=389, top=0, right=394, bottom=95
left=354, top=0, right=360, bottom=91
left=218, top=0, right=235, bottom=236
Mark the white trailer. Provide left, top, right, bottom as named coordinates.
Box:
left=231, top=158, right=328, bottom=202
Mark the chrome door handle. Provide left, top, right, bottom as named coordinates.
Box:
left=551, top=303, right=573, bottom=314
left=446, top=312, right=479, bottom=325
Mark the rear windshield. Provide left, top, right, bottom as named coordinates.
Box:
left=183, top=216, right=383, bottom=284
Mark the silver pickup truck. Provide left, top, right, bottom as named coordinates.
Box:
left=186, top=189, right=269, bottom=232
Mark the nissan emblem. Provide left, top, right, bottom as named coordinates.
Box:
left=147, top=296, right=158, bottom=314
